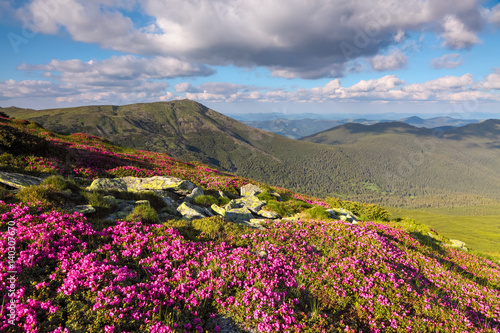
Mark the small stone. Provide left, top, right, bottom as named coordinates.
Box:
left=449, top=239, right=466, bottom=249
left=135, top=200, right=150, bottom=206
left=258, top=210, right=279, bottom=219
left=73, top=205, right=96, bottom=214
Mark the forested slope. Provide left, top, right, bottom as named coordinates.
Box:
left=3, top=101, right=499, bottom=207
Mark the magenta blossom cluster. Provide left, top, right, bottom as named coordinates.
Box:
left=1, top=201, right=499, bottom=332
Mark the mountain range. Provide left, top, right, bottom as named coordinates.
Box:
left=2, top=100, right=499, bottom=208
left=242, top=116, right=480, bottom=139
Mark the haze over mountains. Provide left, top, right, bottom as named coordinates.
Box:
left=3, top=100, right=499, bottom=208
left=241, top=115, right=481, bottom=139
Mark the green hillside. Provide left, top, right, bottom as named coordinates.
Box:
left=300, top=120, right=500, bottom=206
left=3, top=101, right=500, bottom=208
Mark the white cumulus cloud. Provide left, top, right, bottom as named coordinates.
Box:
left=431, top=54, right=462, bottom=69
left=370, top=49, right=408, bottom=72
left=12, top=0, right=489, bottom=79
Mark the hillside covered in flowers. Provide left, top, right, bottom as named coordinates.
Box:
left=1, top=115, right=499, bottom=332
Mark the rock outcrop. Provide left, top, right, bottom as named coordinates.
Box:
left=327, top=208, right=359, bottom=224
left=177, top=202, right=207, bottom=220
left=0, top=171, right=42, bottom=189
left=87, top=176, right=195, bottom=192
left=0, top=171, right=359, bottom=231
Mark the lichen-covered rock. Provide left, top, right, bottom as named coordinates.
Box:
left=240, top=184, right=262, bottom=197
left=0, top=171, right=42, bottom=189
left=225, top=208, right=254, bottom=223
left=449, top=239, right=468, bottom=251
left=270, top=192, right=283, bottom=201
left=258, top=210, right=279, bottom=219
left=225, top=196, right=266, bottom=214
left=248, top=219, right=266, bottom=230
left=73, top=205, right=96, bottom=214
left=211, top=204, right=226, bottom=217
left=123, top=176, right=195, bottom=192
left=87, top=178, right=128, bottom=191
left=329, top=208, right=359, bottom=223
left=87, top=176, right=195, bottom=192
left=177, top=202, right=206, bottom=220
left=326, top=209, right=340, bottom=219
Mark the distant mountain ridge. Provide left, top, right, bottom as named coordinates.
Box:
left=241, top=115, right=482, bottom=139
left=2, top=100, right=500, bottom=208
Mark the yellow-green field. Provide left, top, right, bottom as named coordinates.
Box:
left=389, top=204, right=500, bottom=259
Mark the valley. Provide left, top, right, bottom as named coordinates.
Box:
left=389, top=204, right=500, bottom=258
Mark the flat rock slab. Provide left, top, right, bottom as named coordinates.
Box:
left=177, top=202, right=206, bottom=220
left=211, top=204, right=226, bottom=217
left=225, top=196, right=266, bottom=214
left=258, top=210, right=279, bottom=219
left=0, top=171, right=42, bottom=189
left=449, top=239, right=467, bottom=250
left=87, top=176, right=195, bottom=192
left=225, top=208, right=254, bottom=223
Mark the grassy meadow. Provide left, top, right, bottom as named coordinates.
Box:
left=389, top=204, right=500, bottom=259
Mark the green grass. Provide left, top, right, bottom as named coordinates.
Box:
left=303, top=206, right=331, bottom=220
left=126, top=204, right=159, bottom=224
left=193, top=195, right=218, bottom=207
left=389, top=204, right=500, bottom=259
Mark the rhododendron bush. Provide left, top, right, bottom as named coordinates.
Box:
left=1, top=202, right=499, bottom=332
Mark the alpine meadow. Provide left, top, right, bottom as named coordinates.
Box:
left=1, top=0, right=500, bottom=332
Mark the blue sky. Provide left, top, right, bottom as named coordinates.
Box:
left=1, top=0, right=500, bottom=117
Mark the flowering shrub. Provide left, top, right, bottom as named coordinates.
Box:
left=1, top=202, right=499, bottom=332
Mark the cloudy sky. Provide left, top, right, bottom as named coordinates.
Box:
left=1, top=0, right=500, bottom=116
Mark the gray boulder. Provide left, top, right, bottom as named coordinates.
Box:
left=160, top=196, right=179, bottom=215
left=186, top=186, right=204, bottom=202
left=211, top=204, right=226, bottom=217
left=329, top=208, right=359, bottom=223
left=225, top=208, right=254, bottom=223
left=86, top=178, right=128, bottom=191
left=225, top=196, right=266, bottom=214
left=0, top=171, right=42, bottom=189
left=258, top=210, right=279, bottom=219
left=87, top=176, right=195, bottom=192
left=240, top=184, right=262, bottom=197
left=449, top=239, right=468, bottom=251
left=177, top=202, right=207, bottom=220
